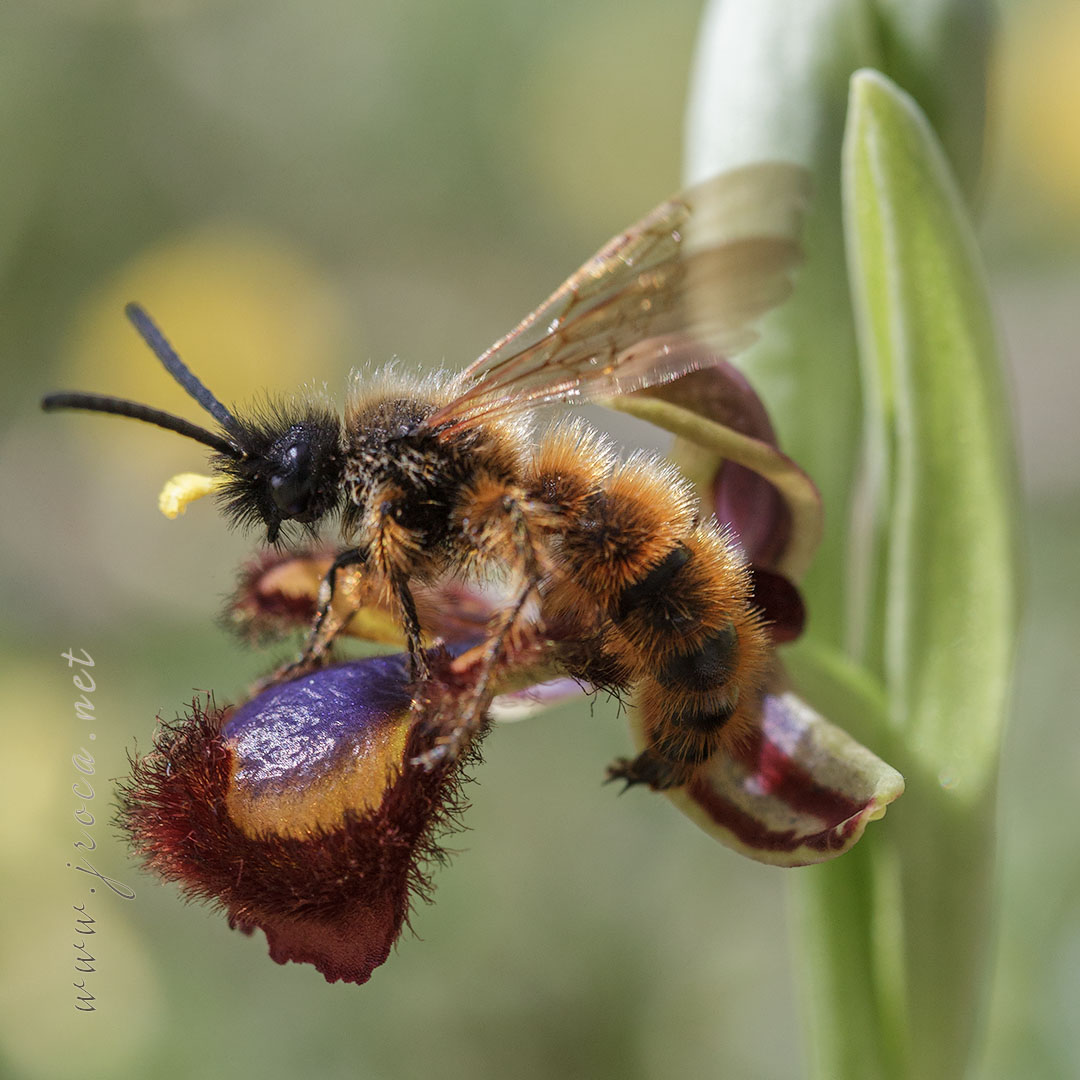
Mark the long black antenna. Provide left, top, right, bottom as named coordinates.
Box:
left=124, top=302, right=243, bottom=436
left=41, top=392, right=239, bottom=457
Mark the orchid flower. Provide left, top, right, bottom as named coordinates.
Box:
left=120, top=346, right=904, bottom=984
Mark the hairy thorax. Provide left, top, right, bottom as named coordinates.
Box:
left=341, top=383, right=528, bottom=582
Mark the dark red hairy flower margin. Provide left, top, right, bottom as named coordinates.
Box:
left=117, top=653, right=482, bottom=984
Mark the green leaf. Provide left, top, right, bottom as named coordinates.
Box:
left=846, top=67, right=1019, bottom=785
left=795, top=69, right=1020, bottom=1080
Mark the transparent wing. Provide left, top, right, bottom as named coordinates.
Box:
left=425, top=162, right=811, bottom=435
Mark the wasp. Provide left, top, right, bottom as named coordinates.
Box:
left=43, top=163, right=808, bottom=788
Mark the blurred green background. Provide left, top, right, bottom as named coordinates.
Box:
left=2, top=2, right=1077, bottom=1078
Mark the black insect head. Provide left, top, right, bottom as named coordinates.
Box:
left=41, top=303, right=345, bottom=544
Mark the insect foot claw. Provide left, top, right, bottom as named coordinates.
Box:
left=408, top=651, right=432, bottom=685
left=605, top=751, right=687, bottom=792
left=604, top=758, right=638, bottom=794
left=410, top=722, right=477, bottom=771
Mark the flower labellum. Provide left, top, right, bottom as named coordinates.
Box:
left=119, top=652, right=486, bottom=985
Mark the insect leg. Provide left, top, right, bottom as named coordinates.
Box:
left=605, top=749, right=690, bottom=792
left=390, top=570, right=430, bottom=683
left=262, top=548, right=367, bottom=687
left=411, top=574, right=540, bottom=770
left=411, top=489, right=546, bottom=769
left=309, top=547, right=367, bottom=651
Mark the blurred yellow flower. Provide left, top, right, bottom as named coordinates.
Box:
left=63, top=224, right=348, bottom=425
left=1004, top=0, right=1080, bottom=218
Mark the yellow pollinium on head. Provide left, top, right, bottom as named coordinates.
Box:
left=159, top=472, right=225, bottom=518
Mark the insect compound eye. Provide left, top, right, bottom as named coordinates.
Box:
left=268, top=436, right=315, bottom=517
left=262, top=418, right=343, bottom=525
left=212, top=407, right=343, bottom=541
